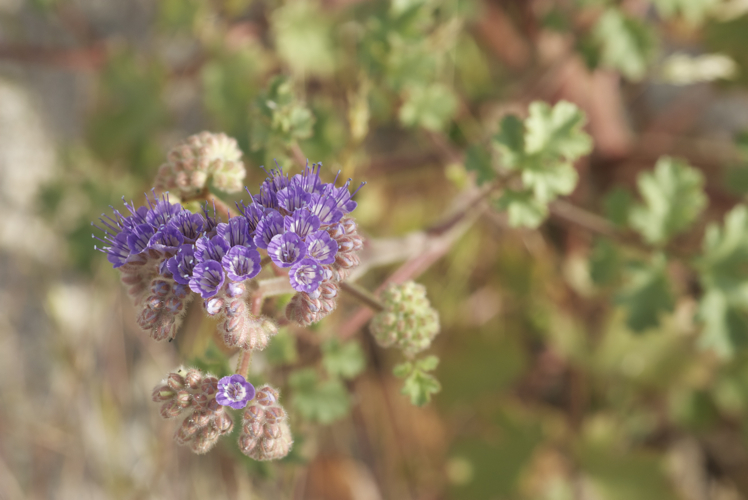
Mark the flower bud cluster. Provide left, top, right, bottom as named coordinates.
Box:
left=370, top=281, right=440, bottom=357
left=152, top=368, right=234, bottom=454
left=155, top=132, right=246, bottom=198
left=137, top=277, right=193, bottom=341
left=238, top=385, right=293, bottom=461
left=285, top=216, right=364, bottom=326
left=203, top=282, right=278, bottom=351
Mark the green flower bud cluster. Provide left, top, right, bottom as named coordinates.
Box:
left=370, top=281, right=440, bottom=357
left=155, top=131, right=246, bottom=198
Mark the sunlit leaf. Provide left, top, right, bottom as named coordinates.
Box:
left=593, top=8, right=656, bottom=80
left=616, top=254, right=674, bottom=332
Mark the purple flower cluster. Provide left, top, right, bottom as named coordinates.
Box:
left=94, top=163, right=363, bottom=299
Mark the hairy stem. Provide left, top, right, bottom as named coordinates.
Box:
left=340, top=282, right=385, bottom=312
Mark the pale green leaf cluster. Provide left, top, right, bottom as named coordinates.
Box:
left=289, top=368, right=351, bottom=424
left=399, top=83, right=458, bottom=132
left=272, top=2, right=335, bottom=77
left=290, top=339, right=365, bottom=423
left=393, top=355, right=441, bottom=406
left=321, top=339, right=366, bottom=380
left=615, top=254, right=674, bottom=332
left=696, top=206, right=748, bottom=357
left=593, top=8, right=656, bottom=80
left=652, top=0, right=720, bottom=24
left=250, top=76, right=314, bottom=156
left=629, top=157, right=707, bottom=245
left=492, top=101, right=592, bottom=228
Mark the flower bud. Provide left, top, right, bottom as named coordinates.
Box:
left=204, top=297, right=224, bottom=316
left=244, top=405, right=265, bottom=422
left=370, top=281, right=440, bottom=357
left=150, top=280, right=171, bottom=297
left=185, top=369, right=202, bottom=389
left=167, top=373, right=186, bottom=390
left=175, top=418, right=200, bottom=445
left=152, top=385, right=175, bottom=402
left=176, top=390, right=192, bottom=408
left=191, top=424, right=220, bottom=454
left=255, top=385, right=279, bottom=407
left=214, top=411, right=234, bottom=434
left=160, top=400, right=184, bottom=419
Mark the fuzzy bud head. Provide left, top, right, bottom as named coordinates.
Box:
left=160, top=400, right=184, bottom=419
left=370, top=281, right=440, bottom=357
left=191, top=424, right=220, bottom=454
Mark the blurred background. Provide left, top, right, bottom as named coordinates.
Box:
left=4, top=0, right=748, bottom=498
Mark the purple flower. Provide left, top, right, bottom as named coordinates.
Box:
left=167, top=211, right=205, bottom=243
left=308, top=193, right=343, bottom=225
left=166, top=245, right=197, bottom=285
left=127, top=224, right=155, bottom=254
left=289, top=258, right=325, bottom=293
left=262, top=165, right=291, bottom=194
left=268, top=232, right=306, bottom=268
left=284, top=210, right=320, bottom=240
left=189, top=260, right=226, bottom=298
left=195, top=236, right=229, bottom=263
left=305, top=230, right=338, bottom=264
left=276, top=185, right=312, bottom=213
left=216, top=374, right=255, bottom=409
left=148, top=226, right=184, bottom=253
left=242, top=201, right=266, bottom=233
left=325, top=178, right=365, bottom=214
left=146, top=196, right=183, bottom=228
left=222, top=246, right=262, bottom=282
left=217, top=216, right=254, bottom=249
left=290, top=161, right=325, bottom=194
left=253, top=210, right=285, bottom=249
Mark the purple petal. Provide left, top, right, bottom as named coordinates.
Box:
left=195, top=235, right=229, bottom=263
left=288, top=258, right=325, bottom=294
left=253, top=210, right=285, bottom=249
left=222, top=246, right=262, bottom=282
left=284, top=210, right=320, bottom=240
left=243, top=202, right=267, bottom=233
left=268, top=232, right=307, bottom=268
left=306, top=230, right=338, bottom=265
left=146, top=196, right=183, bottom=228
left=189, top=260, right=225, bottom=298
left=167, top=211, right=205, bottom=243
left=276, top=185, right=312, bottom=213
left=308, top=193, right=343, bottom=225
left=127, top=224, right=155, bottom=254
left=217, top=216, right=255, bottom=248
left=148, top=226, right=184, bottom=253
left=167, top=245, right=197, bottom=285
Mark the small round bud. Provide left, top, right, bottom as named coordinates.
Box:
left=175, top=418, right=200, bottom=445
left=167, top=373, right=186, bottom=390
left=176, top=390, right=192, bottom=408
left=264, top=406, right=286, bottom=424
left=214, top=412, right=234, bottom=434
left=185, top=369, right=202, bottom=389
left=201, top=377, right=218, bottom=395
left=255, top=386, right=279, bottom=407
left=160, top=400, right=184, bottom=419
left=244, top=405, right=265, bottom=422
left=150, top=280, right=171, bottom=297
left=204, top=297, right=224, bottom=316
left=191, top=424, right=220, bottom=454
left=243, top=421, right=263, bottom=438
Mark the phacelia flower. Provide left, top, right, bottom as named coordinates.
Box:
left=167, top=245, right=197, bottom=285
left=190, top=261, right=226, bottom=298
left=216, top=374, right=256, bottom=409
left=222, top=246, right=262, bottom=282
left=268, top=232, right=306, bottom=268
left=289, top=258, right=325, bottom=294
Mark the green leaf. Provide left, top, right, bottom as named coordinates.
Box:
left=616, top=254, right=674, bottom=332
left=289, top=368, right=351, bottom=424
left=524, top=100, right=592, bottom=162
left=398, top=83, right=458, bottom=131
left=464, top=145, right=495, bottom=186
left=264, top=328, right=298, bottom=366
left=629, top=157, right=707, bottom=245
left=695, top=205, right=748, bottom=357
left=394, top=356, right=441, bottom=406
left=603, top=187, right=633, bottom=227
left=494, top=190, right=548, bottom=229
left=493, top=114, right=525, bottom=169
left=321, top=339, right=365, bottom=380
left=652, top=0, right=719, bottom=24
left=250, top=76, right=315, bottom=152
left=272, top=2, right=335, bottom=77
left=589, top=238, right=622, bottom=286
left=593, top=8, right=656, bottom=80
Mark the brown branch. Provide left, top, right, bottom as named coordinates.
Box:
left=0, top=43, right=106, bottom=70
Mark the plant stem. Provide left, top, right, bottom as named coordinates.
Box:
left=340, top=282, right=385, bottom=312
